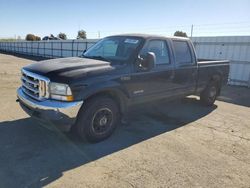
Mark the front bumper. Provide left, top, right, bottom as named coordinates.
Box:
left=17, top=87, right=83, bottom=131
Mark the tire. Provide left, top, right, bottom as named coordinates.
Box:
left=75, top=96, right=120, bottom=143
left=200, top=81, right=219, bottom=106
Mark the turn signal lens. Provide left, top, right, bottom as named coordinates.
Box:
left=66, top=95, right=74, bottom=101
left=51, top=94, right=74, bottom=101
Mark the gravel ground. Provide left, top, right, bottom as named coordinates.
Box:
left=0, top=53, right=250, bottom=188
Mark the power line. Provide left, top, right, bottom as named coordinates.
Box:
left=194, top=21, right=250, bottom=26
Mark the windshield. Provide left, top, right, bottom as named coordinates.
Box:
left=83, top=36, right=143, bottom=63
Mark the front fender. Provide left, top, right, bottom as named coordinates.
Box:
left=75, top=81, right=129, bottom=101
left=74, top=81, right=130, bottom=114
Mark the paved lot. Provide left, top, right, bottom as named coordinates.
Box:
left=0, top=53, right=250, bottom=188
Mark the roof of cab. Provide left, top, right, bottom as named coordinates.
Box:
left=110, top=33, right=190, bottom=41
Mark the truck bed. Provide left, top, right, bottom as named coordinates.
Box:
left=196, top=59, right=230, bottom=93
left=198, top=59, right=229, bottom=65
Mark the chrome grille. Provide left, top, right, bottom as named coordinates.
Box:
left=21, top=69, right=50, bottom=100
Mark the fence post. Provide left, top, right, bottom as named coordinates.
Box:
left=20, top=42, right=23, bottom=54
left=31, top=41, right=34, bottom=56
left=72, top=40, right=74, bottom=57
left=61, top=41, right=63, bottom=57
left=43, top=41, right=45, bottom=57
left=76, top=40, right=79, bottom=56
left=37, top=42, right=40, bottom=56
left=51, top=42, right=53, bottom=58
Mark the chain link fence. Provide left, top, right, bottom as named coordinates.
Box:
left=1, top=36, right=250, bottom=87
left=0, top=39, right=98, bottom=58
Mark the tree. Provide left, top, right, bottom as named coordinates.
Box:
left=174, top=31, right=188, bottom=37
left=25, top=34, right=36, bottom=41
left=77, top=30, right=87, bottom=39
left=25, top=34, right=41, bottom=41
left=58, top=32, right=67, bottom=40
left=35, top=36, right=41, bottom=41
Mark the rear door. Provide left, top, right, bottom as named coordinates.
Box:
left=170, top=39, right=198, bottom=95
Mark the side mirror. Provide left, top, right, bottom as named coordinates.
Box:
left=139, top=52, right=156, bottom=71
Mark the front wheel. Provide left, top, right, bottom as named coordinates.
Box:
left=75, top=96, right=120, bottom=143
left=200, top=81, right=219, bottom=106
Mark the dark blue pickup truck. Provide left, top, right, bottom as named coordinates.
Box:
left=17, top=34, right=229, bottom=142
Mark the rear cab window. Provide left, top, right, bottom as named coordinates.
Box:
left=172, top=40, right=193, bottom=65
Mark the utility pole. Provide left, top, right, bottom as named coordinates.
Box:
left=191, top=25, right=194, bottom=38
left=98, top=31, right=100, bottom=39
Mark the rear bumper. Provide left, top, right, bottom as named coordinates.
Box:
left=17, top=87, right=83, bottom=131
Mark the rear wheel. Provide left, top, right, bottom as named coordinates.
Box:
left=75, top=96, right=120, bottom=142
left=200, top=81, right=219, bottom=106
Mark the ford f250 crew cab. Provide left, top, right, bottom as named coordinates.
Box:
left=17, top=34, right=229, bottom=142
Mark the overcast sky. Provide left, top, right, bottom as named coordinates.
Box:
left=0, top=0, right=249, bottom=39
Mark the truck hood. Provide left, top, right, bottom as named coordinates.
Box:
left=24, top=57, right=115, bottom=83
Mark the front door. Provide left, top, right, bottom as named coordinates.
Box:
left=128, top=39, right=176, bottom=104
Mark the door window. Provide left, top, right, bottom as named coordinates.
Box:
left=140, top=40, right=170, bottom=65
left=173, top=41, right=192, bottom=64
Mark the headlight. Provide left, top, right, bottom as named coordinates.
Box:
left=49, top=82, right=73, bottom=101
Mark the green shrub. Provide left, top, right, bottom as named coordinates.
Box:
left=77, top=30, right=87, bottom=39
left=58, top=33, right=67, bottom=40
left=25, top=34, right=41, bottom=41
left=174, top=31, right=188, bottom=37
